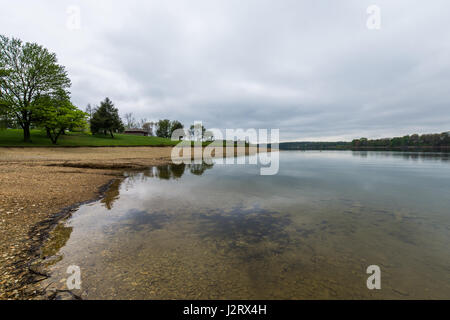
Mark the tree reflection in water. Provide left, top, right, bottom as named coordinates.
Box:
left=351, top=151, right=450, bottom=162
left=189, top=162, right=214, bottom=176
left=102, top=162, right=214, bottom=210
left=101, top=179, right=122, bottom=210
left=131, top=162, right=214, bottom=181
left=41, top=223, right=73, bottom=265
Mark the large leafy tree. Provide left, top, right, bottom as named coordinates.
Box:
left=156, top=119, right=171, bottom=138
left=90, top=97, right=124, bottom=138
left=33, top=90, right=87, bottom=144
left=156, top=119, right=185, bottom=138
left=169, top=120, right=184, bottom=140
left=0, top=35, right=71, bottom=142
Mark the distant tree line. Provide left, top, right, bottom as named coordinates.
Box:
left=278, top=132, right=450, bottom=150
left=352, top=132, right=450, bottom=148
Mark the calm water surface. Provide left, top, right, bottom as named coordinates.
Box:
left=41, top=151, right=450, bottom=299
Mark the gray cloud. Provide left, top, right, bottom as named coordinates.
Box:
left=1, top=0, right=449, bottom=141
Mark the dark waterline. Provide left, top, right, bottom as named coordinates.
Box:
left=41, top=151, right=450, bottom=299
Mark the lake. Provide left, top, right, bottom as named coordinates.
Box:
left=40, top=151, right=450, bottom=299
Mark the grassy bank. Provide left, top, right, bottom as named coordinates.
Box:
left=0, top=129, right=255, bottom=148
left=0, top=129, right=179, bottom=147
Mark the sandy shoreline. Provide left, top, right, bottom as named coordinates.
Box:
left=0, top=147, right=174, bottom=299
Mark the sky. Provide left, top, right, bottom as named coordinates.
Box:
left=1, top=0, right=449, bottom=141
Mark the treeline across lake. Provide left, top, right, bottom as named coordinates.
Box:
left=351, top=132, right=450, bottom=149
left=276, top=131, right=450, bottom=151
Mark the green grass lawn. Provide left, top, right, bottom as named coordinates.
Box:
left=0, top=129, right=179, bottom=147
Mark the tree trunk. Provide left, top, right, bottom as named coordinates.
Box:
left=49, top=129, right=62, bottom=145
left=110, top=130, right=114, bottom=138
left=23, top=124, right=31, bottom=142
left=54, top=129, right=64, bottom=144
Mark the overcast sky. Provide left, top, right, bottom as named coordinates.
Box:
left=1, top=0, right=449, bottom=141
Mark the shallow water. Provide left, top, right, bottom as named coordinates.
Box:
left=41, top=151, right=450, bottom=299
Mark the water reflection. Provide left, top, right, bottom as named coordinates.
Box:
left=118, top=209, right=171, bottom=232
left=151, top=163, right=186, bottom=180
left=39, top=151, right=450, bottom=299
left=190, top=162, right=215, bottom=176
left=101, top=162, right=215, bottom=210
left=351, top=151, right=450, bottom=162
left=101, top=179, right=121, bottom=210
left=127, top=162, right=214, bottom=181
left=40, top=223, right=73, bottom=266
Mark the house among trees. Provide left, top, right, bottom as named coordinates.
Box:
left=124, top=128, right=149, bottom=136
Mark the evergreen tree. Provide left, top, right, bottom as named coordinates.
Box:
left=90, top=97, right=124, bottom=138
